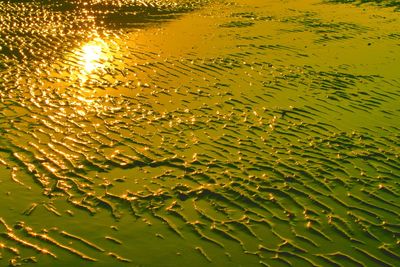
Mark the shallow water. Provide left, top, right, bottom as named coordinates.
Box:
left=0, top=0, right=399, bottom=266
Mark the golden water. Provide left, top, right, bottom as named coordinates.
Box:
left=0, top=0, right=399, bottom=266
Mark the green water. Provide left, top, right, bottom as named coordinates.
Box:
left=0, top=0, right=399, bottom=266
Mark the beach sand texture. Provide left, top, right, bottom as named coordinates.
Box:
left=0, top=0, right=399, bottom=266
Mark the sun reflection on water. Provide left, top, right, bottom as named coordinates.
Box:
left=59, top=35, right=122, bottom=114
left=82, top=42, right=103, bottom=72
left=77, top=37, right=111, bottom=80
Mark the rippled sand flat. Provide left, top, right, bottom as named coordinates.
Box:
left=0, top=0, right=399, bottom=266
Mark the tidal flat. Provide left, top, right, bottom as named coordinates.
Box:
left=0, top=0, right=399, bottom=266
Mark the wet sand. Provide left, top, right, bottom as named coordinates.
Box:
left=0, top=0, right=400, bottom=266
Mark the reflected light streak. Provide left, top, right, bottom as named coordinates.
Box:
left=77, top=37, right=111, bottom=80
left=82, top=43, right=103, bottom=72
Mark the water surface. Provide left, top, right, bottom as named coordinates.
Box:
left=0, top=0, right=399, bottom=266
